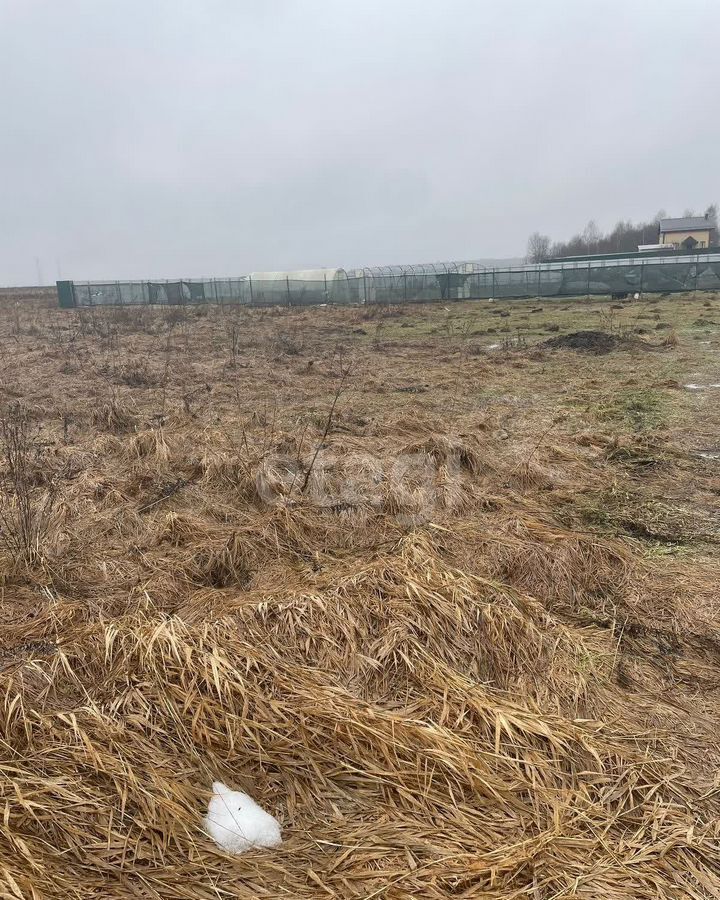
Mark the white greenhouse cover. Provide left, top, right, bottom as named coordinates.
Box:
left=246, top=268, right=346, bottom=282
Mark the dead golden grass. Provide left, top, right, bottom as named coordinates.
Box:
left=0, top=291, right=719, bottom=897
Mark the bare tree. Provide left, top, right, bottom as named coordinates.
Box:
left=582, top=220, right=601, bottom=252
left=526, top=232, right=551, bottom=263
left=705, top=203, right=718, bottom=246
left=539, top=205, right=718, bottom=259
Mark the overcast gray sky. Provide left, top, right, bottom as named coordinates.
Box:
left=0, top=0, right=718, bottom=284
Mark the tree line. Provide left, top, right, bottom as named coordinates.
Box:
left=526, top=204, right=718, bottom=262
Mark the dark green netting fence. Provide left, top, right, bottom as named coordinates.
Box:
left=57, top=255, right=720, bottom=309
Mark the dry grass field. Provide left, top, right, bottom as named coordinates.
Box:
left=0, top=288, right=719, bottom=898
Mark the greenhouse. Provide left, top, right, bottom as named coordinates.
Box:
left=57, top=249, right=720, bottom=308
left=244, top=269, right=354, bottom=306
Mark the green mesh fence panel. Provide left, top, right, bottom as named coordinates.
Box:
left=466, top=272, right=494, bottom=298
left=59, top=254, right=720, bottom=308
left=56, top=281, right=76, bottom=308
left=642, top=262, right=695, bottom=293
left=697, top=261, right=720, bottom=291
left=284, top=278, right=341, bottom=306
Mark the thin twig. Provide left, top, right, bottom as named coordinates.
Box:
left=299, top=364, right=352, bottom=494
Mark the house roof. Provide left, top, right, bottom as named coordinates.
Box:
left=659, top=216, right=714, bottom=233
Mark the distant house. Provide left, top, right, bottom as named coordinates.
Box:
left=658, top=216, right=716, bottom=250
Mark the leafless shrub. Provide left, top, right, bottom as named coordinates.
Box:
left=74, top=308, right=120, bottom=351
left=114, top=358, right=158, bottom=387
left=372, top=320, right=386, bottom=349
left=227, top=320, right=240, bottom=366
left=502, top=332, right=528, bottom=351
left=442, top=315, right=471, bottom=339
left=362, top=301, right=404, bottom=321
left=0, top=405, right=58, bottom=569
left=105, top=305, right=137, bottom=328
left=9, top=303, right=21, bottom=338
left=298, top=362, right=352, bottom=493
left=46, top=319, right=80, bottom=355
left=273, top=328, right=304, bottom=356
left=182, top=384, right=212, bottom=418
left=598, top=307, right=631, bottom=337
left=162, top=305, right=188, bottom=329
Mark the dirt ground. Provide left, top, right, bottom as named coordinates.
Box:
left=0, top=289, right=719, bottom=898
